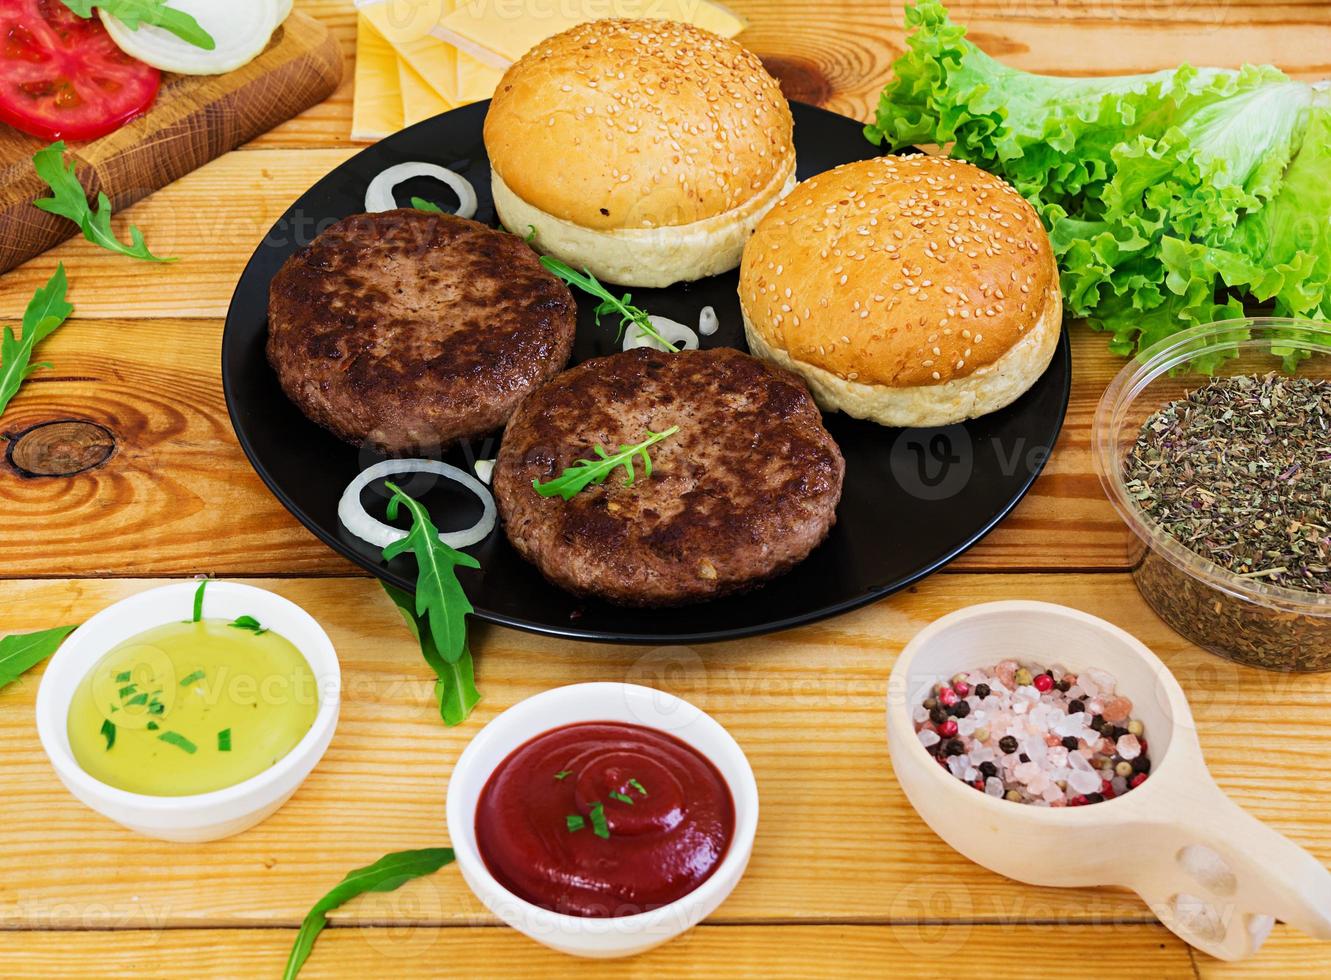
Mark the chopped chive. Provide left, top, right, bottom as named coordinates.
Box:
left=124, top=692, right=148, bottom=706
left=179, top=669, right=206, bottom=687
left=608, top=791, right=634, bottom=806
left=148, top=701, right=165, bottom=715
left=192, top=580, right=207, bottom=622
left=628, top=778, right=647, bottom=797
left=553, top=769, right=572, bottom=781
left=158, top=731, right=197, bottom=754
left=114, top=670, right=131, bottom=683
left=524, top=223, right=537, bottom=243
left=100, top=719, right=115, bottom=750
left=146, top=721, right=159, bottom=731
left=588, top=802, right=609, bottom=839
left=109, top=704, right=118, bottom=713
left=218, top=728, right=231, bottom=752
left=117, top=683, right=137, bottom=698
left=565, top=814, right=585, bottom=832
left=228, top=615, right=267, bottom=635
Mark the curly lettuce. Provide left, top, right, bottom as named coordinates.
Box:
left=866, top=0, right=1331, bottom=358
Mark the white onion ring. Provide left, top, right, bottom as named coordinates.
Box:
left=698, top=306, right=719, bottom=336
left=339, top=459, right=495, bottom=551
left=473, top=459, right=495, bottom=485
left=365, top=162, right=478, bottom=219
left=623, top=315, right=700, bottom=352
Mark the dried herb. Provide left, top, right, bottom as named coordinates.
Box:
left=1123, top=374, right=1331, bottom=670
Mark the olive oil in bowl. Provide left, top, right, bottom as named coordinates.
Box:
left=67, top=618, right=318, bottom=796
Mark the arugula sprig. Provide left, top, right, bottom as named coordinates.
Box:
left=382, top=481, right=479, bottom=664
left=382, top=582, right=479, bottom=727
left=33, top=143, right=174, bottom=263
left=409, top=196, right=444, bottom=214
left=533, top=426, right=678, bottom=501
left=59, top=0, right=216, bottom=50
left=284, top=848, right=455, bottom=980
left=0, top=264, right=74, bottom=421
left=0, top=625, right=77, bottom=691
left=538, top=256, right=677, bottom=350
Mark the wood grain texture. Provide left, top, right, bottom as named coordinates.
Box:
left=0, top=923, right=1196, bottom=979
left=0, top=316, right=1125, bottom=577
left=0, top=13, right=343, bottom=277
left=1, top=574, right=1327, bottom=930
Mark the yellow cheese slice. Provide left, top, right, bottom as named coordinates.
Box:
left=433, top=0, right=746, bottom=65
left=351, top=15, right=403, bottom=142
left=360, top=0, right=459, bottom=101
left=399, top=56, right=455, bottom=125
left=457, top=49, right=504, bottom=103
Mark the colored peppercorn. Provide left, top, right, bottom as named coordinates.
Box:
left=1056, top=678, right=1072, bottom=693
left=1127, top=719, right=1144, bottom=736
left=1033, top=673, right=1054, bottom=693
left=954, top=681, right=971, bottom=698
left=1114, top=760, right=1133, bottom=778
left=938, top=719, right=959, bottom=739
left=1014, top=667, right=1033, bottom=687
left=1068, top=699, right=1085, bottom=714
left=929, top=706, right=949, bottom=726
left=951, top=700, right=971, bottom=718
left=1004, top=790, right=1022, bottom=803
left=938, top=686, right=959, bottom=707
left=1129, top=772, right=1148, bottom=788
left=946, top=739, right=965, bottom=756
left=978, top=761, right=998, bottom=778
left=999, top=735, right=1019, bottom=754
left=1132, top=756, right=1151, bottom=774
left=974, top=683, right=991, bottom=699
left=1061, top=735, right=1080, bottom=751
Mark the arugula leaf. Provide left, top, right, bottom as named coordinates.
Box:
left=0, top=624, right=77, bottom=691
left=532, top=426, right=678, bottom=500
left=381, top=582, right=480, bottom=726
left=409, top=196, right=445, bottom=214
left=381, top=481, right=479, bottom=666
left=59, top=0, right=215, bottom=50
left=284, top=848, right=455, bottom=980
left=538, top=256, right=678, bottom=350
left=0, top=264, right=74, bottom=421
left=32, top=143, right=174, bottom=263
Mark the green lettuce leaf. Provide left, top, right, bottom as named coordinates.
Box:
left=866, top=0, right=1329, bottom=358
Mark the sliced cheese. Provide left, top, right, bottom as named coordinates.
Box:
left=434, top=0, right=746, bottom=65
left=359, top=0, right=459, bottom=101
left=352, top=15, right=403, bottom=141
left=398, top=56, right=455, bottom=126
left=457, top=49, right=504, bottom=103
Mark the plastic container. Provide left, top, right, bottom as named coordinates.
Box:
left=1093, top=318, right=1331, bottom=671
left=887, top=601, right=1331, bottom=961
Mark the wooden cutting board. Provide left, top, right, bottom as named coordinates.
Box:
left=0, top=12, right=343, bottom=276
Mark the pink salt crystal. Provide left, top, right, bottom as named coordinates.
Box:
left=1087, top=699, right=1105, bottom=716
left=1116, top=734, right=1141, bottom=760
left=1028, top=773, right=1050, bottom=795
left=1044, top=733, right=1062, bottom=747
left=1014, top=761, right=1039, bottom=783
left=1101, top=696, right=1132, bottom=723
left=993, top=660, right=1018, bottom=689
left=1042, top=783, right=1064, bottom=804
left=918, top=729, right=941, bottom=748
left=985, top=777, right=1004, bottom=797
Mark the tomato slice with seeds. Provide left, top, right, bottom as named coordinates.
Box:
left=0, top=0, right=160, bottom=142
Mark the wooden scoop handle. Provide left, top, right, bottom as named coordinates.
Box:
left=1130, top=783, right=1331, bottom=961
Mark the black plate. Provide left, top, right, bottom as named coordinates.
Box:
left=222, top=100, right=1070, bottom=644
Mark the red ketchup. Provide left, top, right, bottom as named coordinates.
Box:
left=475, top=721, right=734, bottom=918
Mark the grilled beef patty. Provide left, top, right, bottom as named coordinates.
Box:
left=494, top=347, right=845, bottom=606
left=267, top=209, right=577, bottom=455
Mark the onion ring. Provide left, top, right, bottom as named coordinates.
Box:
left=698, top=305, right=719, bottom=336
left=338, top=459, right=495, bottom=551
left=365, top=162, right=478, bottom=219
left=623, top=315, right=700, bottom=352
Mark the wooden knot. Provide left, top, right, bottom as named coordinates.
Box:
left=6, top=419, right=116, bottom=478
left=761, top=56, right=833, bottom=108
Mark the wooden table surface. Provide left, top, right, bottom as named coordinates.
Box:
left=2, top=2, right=1330, bottom=977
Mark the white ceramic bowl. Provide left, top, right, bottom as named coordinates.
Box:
left=36, top=581, right=340, bottom=842
left=887, top=601, right=1331, bottom=961
left=445, top=682, right=758, bottom=958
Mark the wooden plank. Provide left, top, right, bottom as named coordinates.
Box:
left=1196, top=927, right=1331, bottom=978
left=0, top=310, right=1130, bottom=578
left=0, top=923, right=1196, bottom=979
left=0, top=574, right=1327, bottom=929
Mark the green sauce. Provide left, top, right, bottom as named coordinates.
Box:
left=67, top=619, right=318, bottom=796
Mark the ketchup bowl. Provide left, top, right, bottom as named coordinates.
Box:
left=445, top=682, right=759, bottom=958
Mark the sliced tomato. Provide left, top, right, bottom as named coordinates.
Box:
left=0, top=0, right=160, bottom=142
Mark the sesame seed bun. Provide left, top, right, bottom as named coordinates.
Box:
left=738, top=155, right=1063, bottom=427
left=484, top=18, right=795, bottom=287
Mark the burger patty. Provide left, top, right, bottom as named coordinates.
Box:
left=494, top=347, right=846, bottom=607
left=267, top=209, right=577, bottom=455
